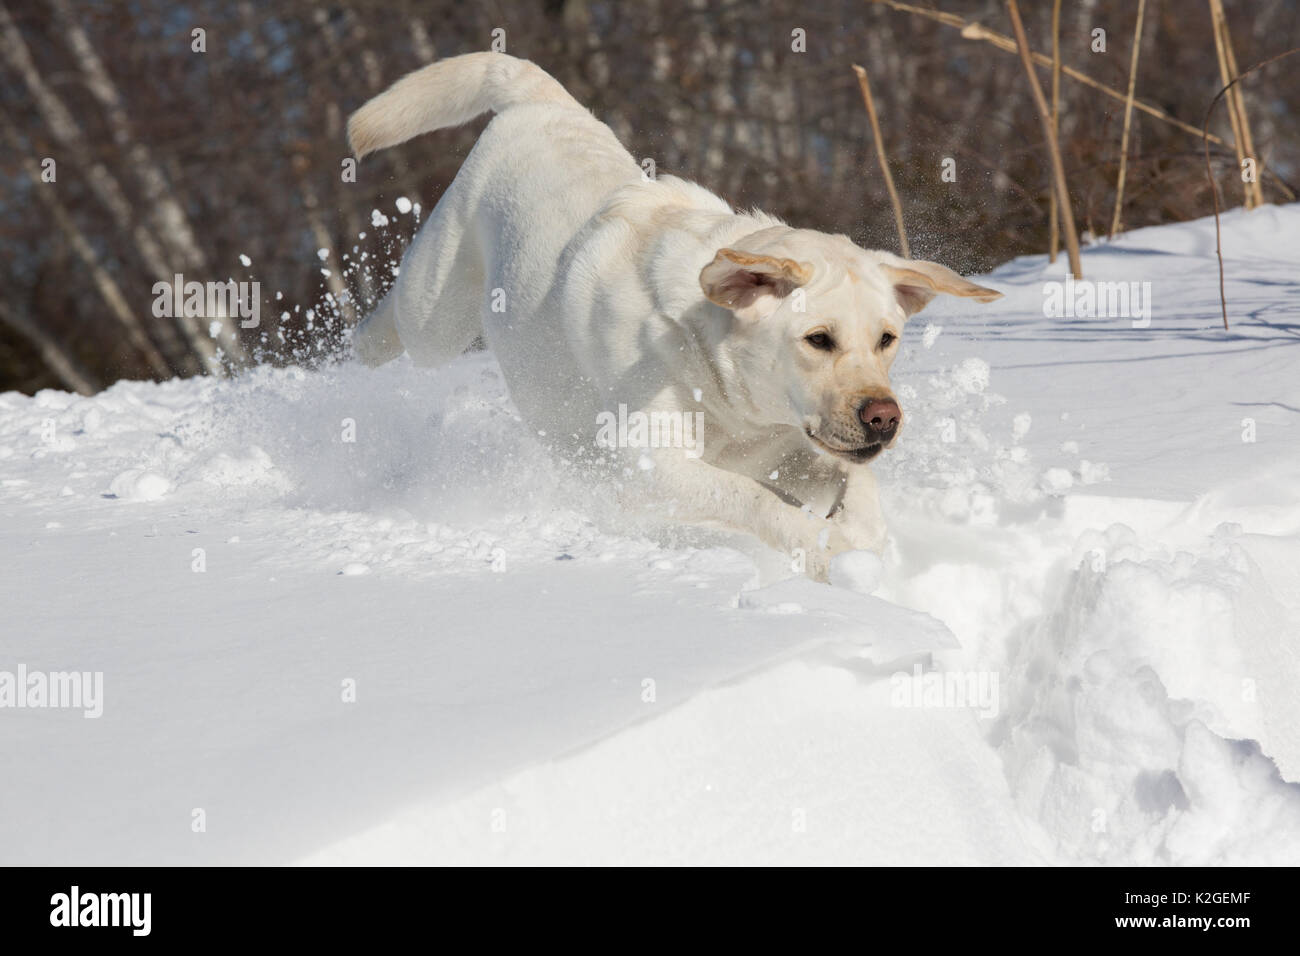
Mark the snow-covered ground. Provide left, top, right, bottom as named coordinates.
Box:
left=3, top=206, right=1299, bottom=865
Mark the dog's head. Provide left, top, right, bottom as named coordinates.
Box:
left=699, top=228, right=1001, bottom=464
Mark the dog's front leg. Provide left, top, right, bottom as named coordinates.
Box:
left=829, top=464, right=888, bottom=553
left=643, top=453, right=851, bottom=580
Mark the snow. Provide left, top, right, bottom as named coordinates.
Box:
left=828, top=550, right=883, bottom=593
left=2, top=206, right=1299, bottom=865
left=107, top=468, right=171, bottom=502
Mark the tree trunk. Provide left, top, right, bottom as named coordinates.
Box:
left=2, top=111, right=174, bottom=379
left=0, top=302, right=100, bottom=395
left=0, top=2, right=210, bottom=374
left=49, top=0, right=250, bottom=366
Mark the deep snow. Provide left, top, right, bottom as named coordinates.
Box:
left=2, top=205, right=1299, bottom=865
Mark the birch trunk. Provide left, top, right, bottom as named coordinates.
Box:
left=2, top=111, right=174, bottom=379
left=0, top=302, right=100, bottom=395
left=49, top=0, right=250, bottom=365
left=0, top=2, right=211, bottom=374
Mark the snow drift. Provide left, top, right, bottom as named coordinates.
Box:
left=2, top=205, right=1299, bottom=865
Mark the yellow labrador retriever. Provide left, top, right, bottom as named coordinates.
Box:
left=349, top=53, right=1001, bottom=578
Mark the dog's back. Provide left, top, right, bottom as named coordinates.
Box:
left=348, top=53, right=640, bottom=367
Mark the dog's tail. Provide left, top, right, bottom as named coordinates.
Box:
left=347, top=53, right=581, bottom=159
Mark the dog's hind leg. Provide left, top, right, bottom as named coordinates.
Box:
left=352, top=185, right=486, bottom=369
left=353, top=288, right=405, bottom=367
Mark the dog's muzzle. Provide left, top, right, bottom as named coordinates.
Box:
left=858, top=397, right=901, bottom=446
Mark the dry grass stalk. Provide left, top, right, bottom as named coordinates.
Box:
left=1109, top=0, right=1147, bottom=239
left=1048, top=0, right=1061, bottom=262
left=1005, top=0, right=1082, bottom=278
left=1203, top=46, right=1300, bottom=330
left=1208, top=0, right=1253, bottom=209
left=872, top=0, right=1223, bottom=146
left=852, top=63, right=910, bottom=258
left=1209, top=0, right=1265, bottom=208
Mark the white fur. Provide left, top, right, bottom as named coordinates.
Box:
left=349, top=53, right=1001, bottom=579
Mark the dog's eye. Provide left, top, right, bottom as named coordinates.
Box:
left=804, top=331, right=835, bottom=351
left=879, top=332, right=897, bottom=349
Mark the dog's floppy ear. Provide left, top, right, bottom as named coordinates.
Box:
left=700, top=248, right=814, bottom=320
left=879, top=257, right=1002, bottom=317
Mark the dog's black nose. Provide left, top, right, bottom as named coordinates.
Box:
left=859, top=397, right=901, bottom=444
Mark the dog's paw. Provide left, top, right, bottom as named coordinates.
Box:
left=796, top=520, right=854, bottom=583
left=831, top=512, right=887, bottom=554
left=828, top=491, right=888, bottom=553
